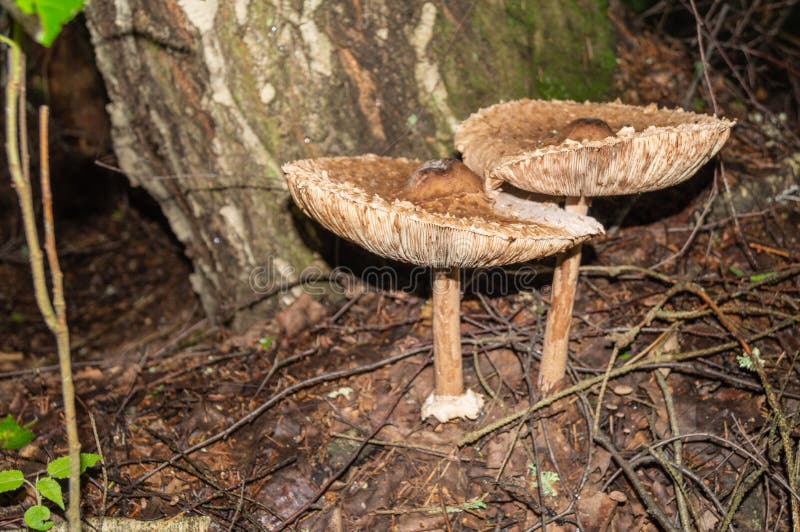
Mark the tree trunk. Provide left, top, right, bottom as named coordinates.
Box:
left=84, top=0, right=616, bottom=322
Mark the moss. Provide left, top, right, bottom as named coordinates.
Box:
left=432, top=0, right=617, bottom=121
left=433, top=3, right=534, bottom=119
left=526, top=0, right=617, bottom=102
left=215, top=3, right=284, bottom=179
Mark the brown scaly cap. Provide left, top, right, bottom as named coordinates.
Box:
left=454, top=99, right=735, bottom=197
left=283, top=155, right=603, bottom=269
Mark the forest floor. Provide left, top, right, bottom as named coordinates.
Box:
left=2, top=5, right=800, bottom=532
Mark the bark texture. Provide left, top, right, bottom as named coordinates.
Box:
left=84, top=0, right=616, bottom=321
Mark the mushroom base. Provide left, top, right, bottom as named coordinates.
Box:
left=421, top=389, right=485, bottom=423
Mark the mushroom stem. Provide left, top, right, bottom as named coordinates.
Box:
left=423, top=267, right=484, bottom=423
left=432, top=267, right=463, bottom=396
left=539, top=195, right=590, bottom=393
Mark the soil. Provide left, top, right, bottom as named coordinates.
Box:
left=2, top=4, right=800, bottom=531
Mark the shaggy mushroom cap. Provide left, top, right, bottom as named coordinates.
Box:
left=283, top=155, right=603, bottom=269
left=454, top=99, right=735, bottom=197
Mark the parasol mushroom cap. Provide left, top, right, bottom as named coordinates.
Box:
left=454, top=99, right=735, bottom=197
left=283, top=155, right=603, bottom=269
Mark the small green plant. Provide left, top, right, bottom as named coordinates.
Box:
left=527, top=464, right=560, bottom=497
left=728, top=265, right=745, bottom=277
left=749, top=271, right=776, bottom=283
left=0, top=415, right=35, bottom=450
left=0, top=453, right=102, bottom=530
left=456, top=497, right=488, bottom=512
left=258, top=336, right=273, bottom=350
left=424, top=496, right=487, bottom=514
left=737, top=347, right=763, bottom=371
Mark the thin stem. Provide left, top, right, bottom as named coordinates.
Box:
left=539, top=196, right=589, bottom=393
left=40, top=106, right=81, bottom=528
left=4, top=48, right=57, bottom=330
left=4, top=42, right=81, bottom=530
left=23, top=479, right=39, bottom=504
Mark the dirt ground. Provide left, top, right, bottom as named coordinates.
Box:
left=2, top=3, right=800, bottom=531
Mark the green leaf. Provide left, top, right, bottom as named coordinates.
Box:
left=12, top=0, right=86, bottom=47
left=47, top=453, right=103, bottom=479
left=24, top=505, right=54, bottom=531
left=749, top=271, right=776, bottom=282
left=35, top=477, right=64, bottom=510
left=728, top=265, right=745, bottom=277
left=46, top=456, right=69, bottom=479
left=80, top=453, right=103, bottom=472
left=14, top=0, right=35, bottom=14
left=0, top=414, right=35, bottom=449
left=0, top=470, right=25, bottom=493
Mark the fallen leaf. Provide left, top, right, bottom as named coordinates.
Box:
left=576, top=490, right=616, bottom=531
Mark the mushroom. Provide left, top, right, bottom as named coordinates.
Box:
left=455, top=99, right=734, bottom=393
left=282, top=154, right=603, bottom=422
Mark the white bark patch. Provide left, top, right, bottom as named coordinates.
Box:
left=105, top=104, right=142, bottom=183
left=260, top=83, right=276, bottom=104
left=219, top=204, right=257, bottom=266
left=279, top=0, right=333, bottom=78
left=113, top=0, right=132, bottom=30
left=410, top=3, right=437, bottom=76
left=191, top=25, right=279, bottom=175
left=205, top=41, right=236, bottom=107
left=234, top=0, right=251, bottom=26
left=410, top=3, right=458, bottom=134
left=177, top=0, right=218, bottom=33
left=299, top=0, right=333, bottom=77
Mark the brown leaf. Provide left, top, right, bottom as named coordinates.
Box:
left=478, top=349, right=524, bottom=391
left=576, top=490, right=616, bottom=532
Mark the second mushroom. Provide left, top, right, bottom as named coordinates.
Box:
left=283, top=155, right=602, bottom=422
left=455, top=99, right=734, bottom=393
